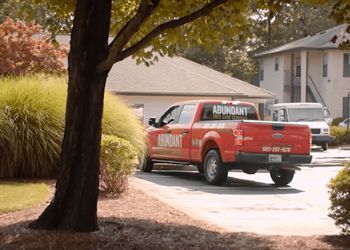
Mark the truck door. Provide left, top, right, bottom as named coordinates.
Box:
left=173, top=104, right=197, bottom=161
left=149, top=105, right=182, bottom=159
left=149, top=104, right=196, bottom=161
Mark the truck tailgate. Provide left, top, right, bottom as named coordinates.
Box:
left=240, top=120, right=311, bottom=155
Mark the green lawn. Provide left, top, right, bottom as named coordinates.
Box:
left=0, top=181, right=50, bottom=214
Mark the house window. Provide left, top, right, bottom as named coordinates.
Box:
left=295, top=56, right=301, bottom=77
left=344, top=53, right=350, bottom=77
left=275, top=57, right=279, bottom=71
left=322, top=53, right=328, bottom=77
left=259, top=60, right=264, bottom=81
left=296, top=66, right=301, bottom=77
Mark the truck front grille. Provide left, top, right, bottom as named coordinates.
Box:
left=311, top=128, right=320, bottom=134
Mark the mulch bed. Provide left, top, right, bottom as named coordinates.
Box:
left=0, top=182, right=349, bottom=250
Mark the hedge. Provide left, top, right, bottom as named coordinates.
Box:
left=328, top=162, right=350, bottom=235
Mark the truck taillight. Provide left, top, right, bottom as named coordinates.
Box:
left=233, top=130, right=243, bottom=146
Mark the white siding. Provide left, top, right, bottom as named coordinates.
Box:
left=327, top=50, right=350, bottom=117
left=259, top=49, right=350, bottom=118
left=307, top=50, right=350, bottom=117
left=259, top=56, right=284, bottom=101
left=308, top=51, right=330, bottom=106
left=117, top=95, right=232, bottom=125
left=283, top=54, right=291, bottom=102
left=116, top=95, right=266, bottom=125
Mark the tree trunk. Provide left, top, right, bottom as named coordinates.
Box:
left=29, top=0, right=112, bottom=232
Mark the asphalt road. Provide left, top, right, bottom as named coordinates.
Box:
left=132, top=147, right=350, bottom=236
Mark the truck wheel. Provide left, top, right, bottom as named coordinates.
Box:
left=322, top=143, right=328, bottom=151
left=139, top=154, right=153, bottom=172
left=270, top=168, right=295, bottom=186
left=204, top=150, right=228, bottom=185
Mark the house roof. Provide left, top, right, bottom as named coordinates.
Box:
left=107, top=56, right=273, bottom=98
left=56, top=35, right=272, bottom=99
left=254, top=24, right=350, bottom=58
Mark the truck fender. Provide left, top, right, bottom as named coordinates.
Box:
left=200, top=131, right=223, bottom=161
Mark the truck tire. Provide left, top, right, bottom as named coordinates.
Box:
left=139, top=154, right=153, bottom=172
left=270, top=168, right=295, bottom=186
left=322, top=143, right=328, bottom=151
left=204, top=149, right=228, bottom=185
left=196, top=164, right=204, bottom=174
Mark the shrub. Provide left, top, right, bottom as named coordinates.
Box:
left=330, top=126, right=350, bottom=146
left=0, top=18, right=67, bottom=76
left=328, top=162, right=350, bottom=235
left=331, top=117, right=344, bottom=127
left=0, top=75, right=145, bottom=178
left=99, top=135, right=137, bottom=195
left=103, top=93, right=145, bottom=156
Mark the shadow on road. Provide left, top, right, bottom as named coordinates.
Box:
left=135, top=169, right=304, bottom=195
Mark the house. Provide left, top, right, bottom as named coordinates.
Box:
left=107, top=56, right=273, bottom=123
left=254, top=24, right=350, bottom=119
left=56, top=35, right=273, bottom=124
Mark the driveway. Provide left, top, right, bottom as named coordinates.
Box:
left=132, top=148, right=349, bottom=235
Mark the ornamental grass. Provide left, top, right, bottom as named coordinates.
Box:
left=0, top=75, right=145, bottom=178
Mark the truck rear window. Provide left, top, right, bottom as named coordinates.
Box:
left=200, top=103, right=258, bottom=121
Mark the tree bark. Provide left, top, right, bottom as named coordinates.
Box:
left=29, top=0, right=112, bottom=232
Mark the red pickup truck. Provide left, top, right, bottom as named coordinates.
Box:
left=139, top=100, right=312, bottom=186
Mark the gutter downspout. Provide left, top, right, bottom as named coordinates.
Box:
left=291, top=52, right=294, bottom=102
left=300, top=50, right=308, bottom=102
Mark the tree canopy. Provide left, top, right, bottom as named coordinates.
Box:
left=18, top=0, right=255, bottom=65
left=0, top=0, right=73, bottom=36
left=3, top=0, right=348, bottom=76
left=181, top=0, right=339, bottom=82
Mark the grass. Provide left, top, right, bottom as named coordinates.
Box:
left=0, top=181, right=49, bottom=214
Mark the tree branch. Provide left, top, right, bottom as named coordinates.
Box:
left=97, top=0, right=160, bottom=72
left=108, top=0, right=227, bottom=67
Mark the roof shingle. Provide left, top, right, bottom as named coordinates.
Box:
left=254, top=24, right=350, bottom=58
left=107, top=56, right=272, bottom=98
left=56, top=35, right=273, bottom=99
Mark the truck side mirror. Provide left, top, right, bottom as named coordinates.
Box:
left=323, top=107, right=328, bottom=117
left=160, top=118, right=174, bottom=127
left=148, top=117, right=156, bottom=126
left=325, top=117, right=332, bottom=125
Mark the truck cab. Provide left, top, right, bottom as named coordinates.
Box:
left=269, top=102, right=332, bottom=150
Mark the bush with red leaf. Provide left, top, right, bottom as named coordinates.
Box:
left=0, top=18, right=67, bottom=76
